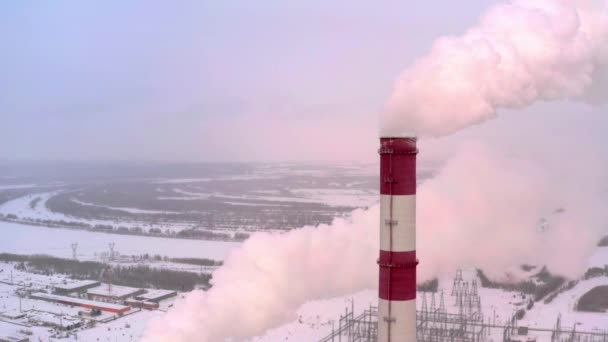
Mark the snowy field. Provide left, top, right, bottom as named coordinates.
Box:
left=250, top=290, right=377, bottom=342
left=0, top=221, right=238, bottom=260
left=524, top=276, right=608, bottom=331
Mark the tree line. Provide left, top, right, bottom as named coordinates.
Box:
left=0, top=253, right=211, bottom=291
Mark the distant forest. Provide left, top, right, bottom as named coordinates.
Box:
left=477, top=268, right=573, bottom=303
left=577, top=285, right=608, bottom=312
left=0, top=253, right=212, bottom=291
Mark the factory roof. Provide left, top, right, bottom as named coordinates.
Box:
left=30, top=311, right=82, bottom=329
left=54, top=280, right=100, bottom=291
left=136, top=289, right=177, bottom=301
left=87, top=284, right=143, bottom=298
left=0, top=311, right=27, bottom=320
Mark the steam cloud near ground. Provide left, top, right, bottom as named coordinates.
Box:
left=382, top=0, right=608, bottom=137
left=143, top=142, right=608, bottom=342
left=144, top=0, right=608, bottom=340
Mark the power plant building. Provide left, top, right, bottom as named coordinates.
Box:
left=87, top=284, right=145, bottom=302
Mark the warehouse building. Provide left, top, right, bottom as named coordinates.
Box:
left=87, top=284, right=144, bottom=302
left=53, top=280, right=100, bottom=295
left=124, top=299, right=159, bottom=310
left=135, top=289, right=177, bottom=303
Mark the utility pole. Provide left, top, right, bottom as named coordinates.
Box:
left=18, top=282, right=24, bottom=312
left=108, top=242, right=115, bottom=261
left=71, top=242, right=78, bottom=260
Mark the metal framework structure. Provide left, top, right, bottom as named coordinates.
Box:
left=319, top=302, right=608, bottom=342
left=319, top=272, right=608, bottom=342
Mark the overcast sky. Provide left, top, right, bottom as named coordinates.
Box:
left=1, top=0, right=606, bottom=162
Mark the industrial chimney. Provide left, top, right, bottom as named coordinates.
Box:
left=378, top=137, right=417, bottom=341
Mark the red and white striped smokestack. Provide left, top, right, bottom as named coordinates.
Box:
left=378, top=137, right=417, bottom=342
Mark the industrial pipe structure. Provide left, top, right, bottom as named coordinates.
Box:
left=378, top=137, right=417, bottom=341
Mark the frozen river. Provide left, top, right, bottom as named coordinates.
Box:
left=0, top=221, right=239, bottom=260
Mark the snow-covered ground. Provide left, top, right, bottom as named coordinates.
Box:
left=249, top=290, right=377, bottom=342
left=523, top=276, right=608, bottom=331
left=0, top=220, right=238, bottom=260
left=249, top=249, right=608, bottom=341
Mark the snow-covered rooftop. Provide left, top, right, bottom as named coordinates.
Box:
left=87, top=284, right=142, bottom=298
left=54, top=280, right=100, bottom=291
left=136, top=289, right=176, bottom=301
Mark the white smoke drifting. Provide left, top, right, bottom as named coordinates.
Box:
left=382, top=0, right=608, bottom=137
left=417, top=142, right=608, bottom=281
left=143, top=1, right=608, bottom=340
left=143, top=208, right=378, bottom=341
left=143, top=143, right=608, bottom=342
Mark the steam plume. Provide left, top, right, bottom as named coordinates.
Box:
left=382, top=0, right=608, bottom=137
left=143, top=208, right=378, bottom=342
left=417, top=142, right=607, bottom=281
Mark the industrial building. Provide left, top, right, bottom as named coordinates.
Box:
left=0, top=312, right=26, bottom=320
left=135, top=289, right=177, bottom=303
left=87, top=284, right=144, bottom=302
left=53, top=280, right=100, bottom=295
left=125, top=299, right=159, bottom=310
left=29, top=311, right=83, bottom=331
left=30, top=292, right=131, bottom=315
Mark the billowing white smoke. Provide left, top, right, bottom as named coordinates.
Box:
left=142, top=208, right=379, bottom=342
left=417, top=142, right=607, bottom=281
left=382, top=0, right=608, bottom=137
left=144, top=1, right=608, bottom=340
left=143, top=143, right=607, bottom=342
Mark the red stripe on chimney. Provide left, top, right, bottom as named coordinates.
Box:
left=378, top=250, right=417, bottom=301
left=379, top=137, right=417, bottom=195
